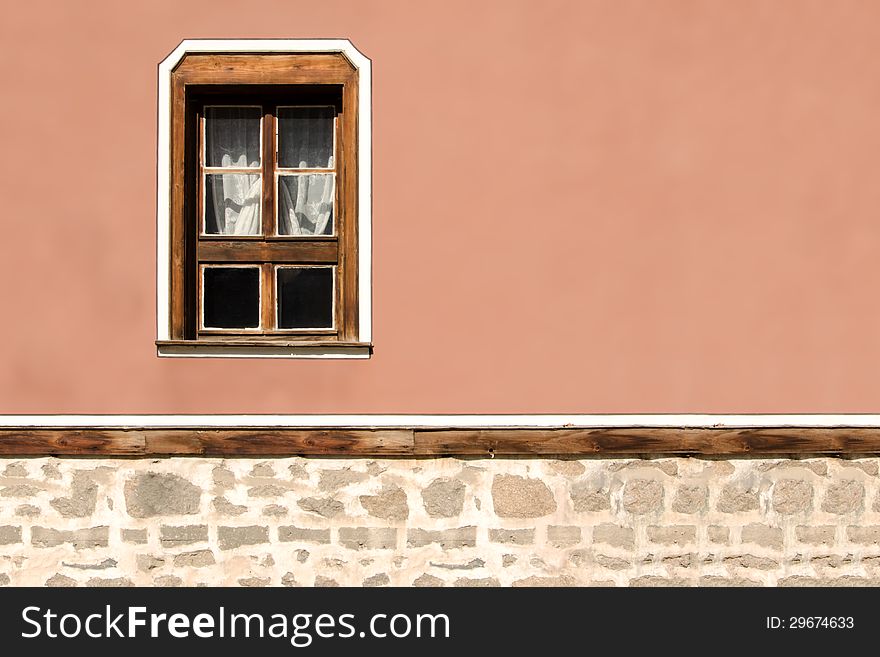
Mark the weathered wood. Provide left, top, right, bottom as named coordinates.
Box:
left=0, top=431, right=146, bottom=456
left=1, top=427, right=880, bottom=456
left=197, top=240, right=338, bottom=263
left=0, top=429, right=411, bottom=456
left=261, top=110, right=275, bottom=237
left=168, top=55, right=360, bottom=347
left=261, top=263, right=274, bottom=330
left=175, top=54, right=356, bottom=85
left=169, top=75, right=187, bottom=340
left=156, top=338, right=369, bottom=346
left=144, top=429, right=414, bottom=456
left=412, top=428, right=880, bottom=455
left=339, top=76, right=359, bottom=341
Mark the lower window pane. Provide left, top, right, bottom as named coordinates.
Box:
left=277, top=267, right=334, bottom=329
left=202, top=267, right=260, bottom=329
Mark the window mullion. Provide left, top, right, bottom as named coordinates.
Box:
left=261, top=263, right=275, bottom=331
left=261, top=108, right=276, bottom=237
left=261, top=106, right=276, bottom=332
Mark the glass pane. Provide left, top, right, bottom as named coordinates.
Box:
left=278, top=107, right=335, bottom=168
left=203, top=267, right=260, bottom=329
left=277, top=268, right=334, bottom=329
left=277, top=174, right=334, bottom=235
left=205, top=174, right=262, bottom=235
left=205, top=107, right=261, bottom=168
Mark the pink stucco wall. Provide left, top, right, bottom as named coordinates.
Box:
left=1, top=1, right=879, bottom=413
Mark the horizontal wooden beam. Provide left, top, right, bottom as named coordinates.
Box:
left=175, top=53, right=356, bottom=86
left=0, top=429, right=414, bottom=457
left=0, top=427, right=880, bottom=456
left=198, top=240, right=338, bottom=263
left=411, top=428, right=880, bottom=456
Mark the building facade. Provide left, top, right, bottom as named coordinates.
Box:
left=1, top=1, right=880, bottom=586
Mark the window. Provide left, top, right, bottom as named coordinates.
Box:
left=156, top=40, right=372, bottom=358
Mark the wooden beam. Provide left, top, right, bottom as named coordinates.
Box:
left=0, top=427, right=879, bottom=456
left=197, top=240, right=338, bottom=264
left=411, top=428, right=880, bottom=456
left=0, top=429, right=413, bottom=457
left=0, top=430, right=146, bottom=456
left=145, top=429, right=414, bottom=456
left=174, top=53, right=356, bottom=85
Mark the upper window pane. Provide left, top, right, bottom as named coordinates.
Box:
left=205, top=106, right=261, bottom=168
left=204, top=174, right=262, bottom=235
left=277, top=174, right=334, bottom=235
left=278, top=107, right=335, bottom=168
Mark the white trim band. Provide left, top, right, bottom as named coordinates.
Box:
left=156, top=344, right=371, bottom=359
left=1, top=415, right=879, bottom=428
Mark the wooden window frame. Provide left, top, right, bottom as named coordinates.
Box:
left=190, top=88, right=351, bottom=340
left=156, top=40, right=372, bottom=359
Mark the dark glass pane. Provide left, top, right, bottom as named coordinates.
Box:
left=277, top=267, right=333, bottom=329
left=203, top=267, right=260, bottom=329
left=278, top=107, right=335, bottom=168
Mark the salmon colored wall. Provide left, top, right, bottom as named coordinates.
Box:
left=1, top=0, right=880, bottom=413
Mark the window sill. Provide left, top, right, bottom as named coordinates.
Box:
left=156, top=340, right=372, bottom=359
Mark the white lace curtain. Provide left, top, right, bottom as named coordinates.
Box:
left=277, top=107, right=335, bottom=235
left=206, top=107, right=262, bottom=235
left=205, top=106, right=335, bottom=236
left=278, top=175, right=335, bottom=235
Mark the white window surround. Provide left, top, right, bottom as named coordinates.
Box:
left=156, top=39, right=372, bottom=359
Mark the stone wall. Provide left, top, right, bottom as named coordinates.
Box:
left=0, top=455, right=878, bottom=586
